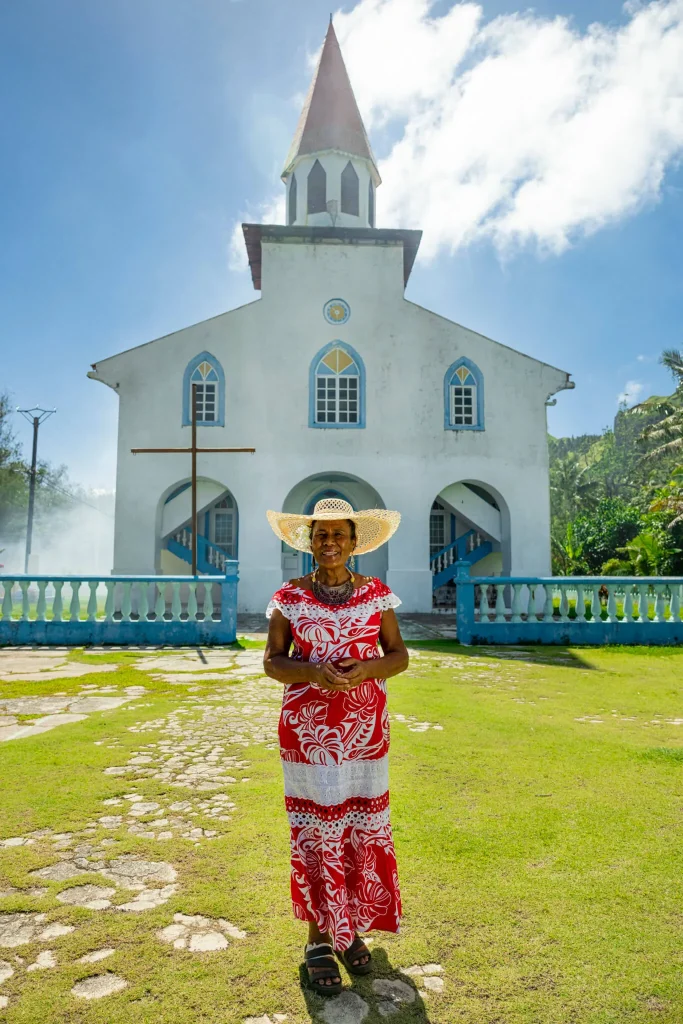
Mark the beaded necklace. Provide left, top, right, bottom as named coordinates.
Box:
left=311, top=566, right=356, bottom=606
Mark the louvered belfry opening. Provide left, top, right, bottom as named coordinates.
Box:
left=307, top=159, right=327, bottom=214
left=288, top=173, right=297, bottom=225
left=341, top=161, right=359, bottom=216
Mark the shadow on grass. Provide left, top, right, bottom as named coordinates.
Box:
left=298, top=946, right=433, bottom=1021
left=405, top=639, right=597, bottom=671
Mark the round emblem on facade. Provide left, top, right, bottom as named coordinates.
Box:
left=323, top=298, right=350, bottom=325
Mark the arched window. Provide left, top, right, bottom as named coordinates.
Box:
left=307, top=159, right=327, bottom=214
left=341, top=161, right=359, bottom=216
left=309, top=341, right=366, bottom=429
left=182, top=351, right=225, bottom=427
left=288, top=173, right=297, bottom=225
left=368, top=178, right=375, bottom=227
left=444, top=357, right=484, bottom=431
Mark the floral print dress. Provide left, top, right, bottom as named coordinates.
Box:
left=266, top=577, right=403, bottom=949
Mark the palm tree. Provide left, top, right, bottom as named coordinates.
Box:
left=551, top=522, right=588, bottom=575
left=550, top=453, right=601, bottom=521
left=602, top=532, right=679, bottom=576
left=632, top=349, right=683, bottom=462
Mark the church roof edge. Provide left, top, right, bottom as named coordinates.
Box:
left=242, top=223, right=421, bottom=290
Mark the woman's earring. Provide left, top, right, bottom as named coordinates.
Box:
left=349, top=554, right=356, bottom=571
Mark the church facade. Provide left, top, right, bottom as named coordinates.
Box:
left=89, top=22, right=573, bottom=614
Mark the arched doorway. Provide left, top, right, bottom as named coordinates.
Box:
left=156, top=478, right=238, bottom=574
left=430, top=481, right=509, bottom=608
left=281, top=472, right=387, bottom=582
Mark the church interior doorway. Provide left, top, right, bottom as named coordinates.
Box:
left=430, top=482, right=508, bottom=608
left=280, top=472, right=388, bottom=583
left=157, top=479, right=238, bottom=575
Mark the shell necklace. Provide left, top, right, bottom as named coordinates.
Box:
left=311, top=567, right=356, bottom=606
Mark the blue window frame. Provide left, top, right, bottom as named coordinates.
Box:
left=309, top=341, right=366, bottom=429
left=444, top=357, right=484, bottom=431
left=182, top=351, right=225, bottom=426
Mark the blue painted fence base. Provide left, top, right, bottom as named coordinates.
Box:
left=0, top=570, right=238, bottom=646
left=455, top=564, right=683, bottom=646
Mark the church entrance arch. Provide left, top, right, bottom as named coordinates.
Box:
left=156, top=477, right=238, bottom=575
left=280, top=472, right=387, bottom=582
left=430, top=481, right=510, bottom=608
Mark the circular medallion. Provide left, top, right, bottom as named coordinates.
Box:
left=323, top=298, right=350, bottom=325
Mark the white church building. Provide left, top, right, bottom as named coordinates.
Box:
left=89, top=22, right=573, bottom=614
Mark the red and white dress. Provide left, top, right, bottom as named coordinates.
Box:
left=266, top=577, right=403, bottom=950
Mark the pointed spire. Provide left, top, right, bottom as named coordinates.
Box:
left=282, top=21, right=379, bottom=181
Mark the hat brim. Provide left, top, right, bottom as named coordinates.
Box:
left=266, top=508, right=400, bottom=555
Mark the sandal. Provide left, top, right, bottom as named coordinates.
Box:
left=335, top=935, right=372, bottom=976
left=304, top=942, right=343, bottom=995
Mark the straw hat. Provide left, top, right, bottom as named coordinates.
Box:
left=266, top=498, right=401, bottom=555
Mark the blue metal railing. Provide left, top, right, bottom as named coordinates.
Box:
left=431, top=531, right=493, bottom=590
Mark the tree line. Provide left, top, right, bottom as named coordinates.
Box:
left=550, top=350, right=683, bottom=576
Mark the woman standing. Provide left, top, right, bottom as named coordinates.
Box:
left=264, top=497, right=409, bottom=995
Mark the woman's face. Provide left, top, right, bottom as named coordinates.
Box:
left=310, top=519, right=356, bottom=570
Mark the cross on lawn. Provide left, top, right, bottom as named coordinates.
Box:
left=131, top=382, right=255, bottom=574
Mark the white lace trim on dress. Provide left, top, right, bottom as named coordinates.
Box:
left=282, top=756, right=389, bottom=805
left=288, top=807, right=391, bottom=838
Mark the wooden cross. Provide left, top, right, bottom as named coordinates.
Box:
left=131, top=383, right=255, bottom=574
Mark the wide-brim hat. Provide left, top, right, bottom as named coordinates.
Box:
left=266, top=498, right=400, bottom=555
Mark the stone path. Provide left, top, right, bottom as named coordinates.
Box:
left=0, top=646, right=450, bottom=1019
left=0, top=687, right=147, bottom=742
left=0, top=650, right=119, bottom=682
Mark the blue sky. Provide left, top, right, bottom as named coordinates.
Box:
left=1, top=0, right=681, bottom=492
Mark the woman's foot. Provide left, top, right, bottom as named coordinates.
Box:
left=304, top=942, right=343, bottom=994
left=336, top=934, right=372, bottom=975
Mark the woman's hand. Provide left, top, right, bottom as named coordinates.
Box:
left=334, top=658, right=370, bottom=689
left=313, top=662, right=352, bottom=692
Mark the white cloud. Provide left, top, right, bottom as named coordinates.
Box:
left=617, top=379, right=645, bottom=405
left=228, top=194, right=286, bottom=271
left=332, top=0, right=683, bottom=260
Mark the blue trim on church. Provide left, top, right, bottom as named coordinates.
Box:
left=182, top=351, right=226, bottom=427
left=309, top=341, right=366, bottom=429
left=443, top=356, right=484, bottom=431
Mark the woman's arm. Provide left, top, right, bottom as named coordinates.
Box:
left=263, top=608, right=350, bottom=691
left=337, top=609, right=409, bottom=687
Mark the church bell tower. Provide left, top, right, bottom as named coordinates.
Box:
left=282, top=21, right=381, bottom=230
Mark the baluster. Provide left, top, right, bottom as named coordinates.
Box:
left=104, top=581, right=115, bottom=621
left=1, top=581, right=13, bottom=620
left=605, top=584, right=616, bottom=623
left=20, top=580, right=31, bottom=621
left=495, top=584, right=506, bottom=623
left=576, top=584, right=585, bottom=622
left=138, top=582, right=149, bottom=622
left=36, top=580, right=47, bottom=622
left=53, top=581, right=64, bottom=621
left=638, top=583, right=649, bottom=622
left=69, top=581, right=81, bottom=622
left=671, top=584, right=681, bottom=622
left=121, top=582, right=132, bottom=621
left=591, top=585, right=601, bottom=622
left=202, top=581, right=214, bottom=620
left=155, top=582, right=166, bottom=621
left=559, top=585, right=569, bottom=622
left=87, top=582, right=98, bottom=622
left=188, top=581, right=198, bottom=620
left=171, top=582, right=182, bottom=621
left=511, top=583, right=523, bottom=623
left=654, top=584, right=666, bottom=623
left=623, top=586, right=634, bottom=623
left=543, top=584, right=554, bottom=621
left=527, top=584, right=537, bottom=621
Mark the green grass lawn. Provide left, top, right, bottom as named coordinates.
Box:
left=1, top=643, right=683, bottom=1023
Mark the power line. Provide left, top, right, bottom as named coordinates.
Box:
left=37, top=479, right=115, bottom=519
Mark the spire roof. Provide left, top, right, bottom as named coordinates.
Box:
left=282, top=21, right=379, bottom=182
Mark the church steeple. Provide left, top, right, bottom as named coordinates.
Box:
left=282, top=21, right=380, bottom=229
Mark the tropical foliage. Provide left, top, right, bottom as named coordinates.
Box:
left=550, top=350, right=683, bottom=575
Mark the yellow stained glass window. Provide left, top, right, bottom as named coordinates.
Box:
left=197, top=361, right=212, bottom=379
left=455, top=365, right=473, bottom=385
left=322, top=348, right=354, bottom=374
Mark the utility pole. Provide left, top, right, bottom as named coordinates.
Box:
left=17, top=406, right=56, bottom=574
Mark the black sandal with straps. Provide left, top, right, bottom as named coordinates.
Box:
left=335, top=935, right=373, bottom=976
left=304, top=943, right=343, bottom=995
